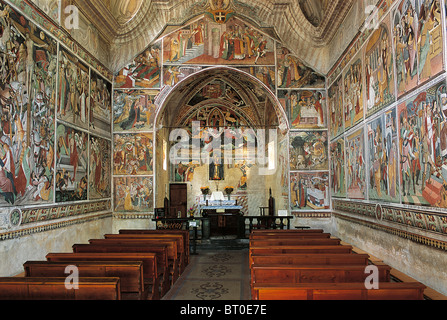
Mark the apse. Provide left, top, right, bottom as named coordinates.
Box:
left=154, top=67, right=289, bottom=219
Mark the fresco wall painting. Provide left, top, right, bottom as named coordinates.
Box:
left=398, top=80, right=447, bottom=208
left=0, top=1, right=58, bottom=206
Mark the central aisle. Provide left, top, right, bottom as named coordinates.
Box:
left=162, top=249, right=251, bottom=300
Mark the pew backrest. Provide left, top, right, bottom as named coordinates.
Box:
left=252, top=282, right=427, bottom=300
left=23, top=261, right=143, bottom=296
left=0, top=277, right=121, bottom=300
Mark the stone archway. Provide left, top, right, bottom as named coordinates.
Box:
left=153, top=66, right=290, bottom=217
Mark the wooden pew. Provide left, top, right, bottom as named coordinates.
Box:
left=250, top=253, right=371, bottom=267
left=72, top=243, right=170, bottom=297
left=250, top=264, right=392, bottom=297
left=104, top=234, right=186, bottom=274
left=90, top=238, right=180, bottom=286
left=0, top=277, right=121, bottom=300
left=119, top=229, right=190, bottom=265
left=251, top=229, right=325, bottom=234
left=23, top=261, right=146, bottom=300
left=249, top=238, right=342, bottom=247
left=250, top=233, right=332, bottom=240
left=249, top=245, right=353, bottom=266
left=46, top=252, right=160, bottom=300
left=252, top=282, right=427, bottom=300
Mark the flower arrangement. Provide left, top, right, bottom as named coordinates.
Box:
left=200, top=186, right=210, bottom=195
left=187, top=207, right=196, bottom=217
left=224, top=186, right=234, bottom=195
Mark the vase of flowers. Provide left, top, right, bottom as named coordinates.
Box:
left=201, top=186, right=210, bottom=200
left=224, top=186, right=234, bottom=200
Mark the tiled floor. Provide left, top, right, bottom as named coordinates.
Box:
left=162, top=249, right=251, bottom=300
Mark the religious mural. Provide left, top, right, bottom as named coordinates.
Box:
left=0, top=2, right=57, bottom=206
left=346, top=128, right=366, bottom=200
left=114, top=42, right=161, bottom=89
left=237, top=66, right=276, bottom=92
left=55, top=125, right=88, bottom=203
left=344, top=52, right=364, bottom=130
left=163, top=66, right=203, bottom=87
left=89, top=135, right=111, bottom=200
left=90, top=70, right=112, bottom=137
left=398, top=80, right=447, bottom=208
left=279, top=90, right=327, bottom=130
left=328, top=76, right=344, bottom=139
left=113, top=133, right=154, bottom=176
left=113, top=89, right=157, bottom=132
left=114, top=176, right=154, bottom=212
left=330, top=138, right=346, bottom=198
left=163, top=16, right=275, bottom=66
left=417, top=0, right=443, bottom=83
left=289, top=131, right=328, bottom=171
left=57, top=47, right=90, bottom=130
left=365, top=20, right=395, bottom=118
left=277, top=47, right=326, bottom=89
left=392, top=0, right=443, bottom=97
left=290, top=171, right=330, bottom=211
left=367, top=108, right=400, bottom=203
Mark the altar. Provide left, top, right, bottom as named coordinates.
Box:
left=199, top=192, right=243, bottom=237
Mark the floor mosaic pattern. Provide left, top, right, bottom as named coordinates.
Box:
left=162, top=250, right=251, bottom=300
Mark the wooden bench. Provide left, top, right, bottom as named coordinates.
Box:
left=250, top=233, right=332, bottom=240
left=250, top=253, right=371, bottom=267
left=251, top=229, right=325, bottom=234
left=45, top=252, right=160, bottom=300
left=252, top=282, right=427, bottom=300
left=119, top=229, right=190, bottom=265
left=72, top=243, right=170, bottom=297
left=0, top=277, right=121, bottom=300
left=104, top=234, right=186, bottom=274
left=23, top=261, right=146, bottom=300
left=250, top=264, right=392, bottom=297
left=249, top=238, right=342, bottom=247
left=249, top=245, right=353, bottom=265
left=90, top=238, right=180, bottom=286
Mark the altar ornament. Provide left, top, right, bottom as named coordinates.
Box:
left=224, top=186, right=234, bottom=200
left=201, top=186, right=210, bottom=200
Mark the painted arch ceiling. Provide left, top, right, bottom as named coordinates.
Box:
left=74, top=0, right=355, bottom=74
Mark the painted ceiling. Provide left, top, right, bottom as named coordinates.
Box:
left=74, top=0, right=356, bottom=74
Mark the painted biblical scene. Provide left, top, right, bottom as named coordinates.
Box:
left=57, top=47, right=90, bottom=130
left=393, top=0, right=420, bottom=97
left=90, top=70, right=112, bottom=137
left=277, top=47, right=326, bottom=89
left=114, top=176, right=154, bottom=212
left=344, top=54, right=364, bottom=130
left=330, top=138, right=346, bottom=198
left=346, top=128, right=366, bottom=199
left=89, top=135, right=111, bottom=200
left=55, top=125, right=88, bottom=203
left=237, top=66, right=276, bottom=92
left=365, top=20, right=395, bottom=118
left=113, top=90, right=157, bottom=133
left=367, top=108, right=400, bottom=203
left=114, top=42, right=161, bottom=89
left=0, top=3, right=58, bottom=206
left=113, top=133, right=154, bottom=176
left=328, top=76, right=344, bottom=139
left=163, top=16, right=275, bottom=66
left=290, top=171, right=330, bottom=211
left=289, top=131, right=328, bottom=171
left=163, top=66, right=203, bottom=87
left=398, top=80, right=447, bottom=208
left=417, top=0, right=443, bottom=84
left=278, top=90, right=327, bottom=129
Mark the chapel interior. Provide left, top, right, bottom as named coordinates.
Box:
left=0, top=0, right=447, bottom=301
